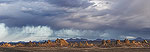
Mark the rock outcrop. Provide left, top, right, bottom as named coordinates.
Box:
left=143, top=40, right=148, bottom=43
left=106, top=40, right=111, bottom=44
left=73, top=42, right=78, bottom=47
left=78, top=42, right=84, bottom=47
left=27, top=41, right=37, bottom=47
left=124, top=39, right=130, bottom=44
left=102, top=40, right=107, bottom=45
left=16, top=43, right=25, bottom=47
left=131, top=40, right=136, bottom=44
left=116, top=40, right=121, bottom=45
left=0, top=43, right=15, bottom=47
left=84, top=41, right=93, bottom=47
left=55, top=38, right=69, bottom=47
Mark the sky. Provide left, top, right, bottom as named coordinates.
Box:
left=0, top=0, right=150, bottom=41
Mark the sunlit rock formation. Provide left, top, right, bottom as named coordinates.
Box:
left=27, top=41, right=37, bottom=47
left=0, top=38, right=149, bottom=48
left=78, top=42, right=84, bottom=48
left=16, top=43, right=25, bottom=47
left=143, top=40, right=148, bottom=43
left=72, top=42, right=78, bottom=47
left=116, top=40, right=121, bottom=45
left=131, top=40, right=136, bottom=44
left=85, top=41, right=94, bottom=47
left=55, top=38, right=69, bottom=47
left=101, top=40, right=107, bottom=46
left=106, top=40, right=111, bottom=44
left=124, top=39, right=130, bottom=44
left=0, top=43, right=15, bottom=47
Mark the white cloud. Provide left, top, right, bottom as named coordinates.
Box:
left=120, top=35, right=136, bottom=39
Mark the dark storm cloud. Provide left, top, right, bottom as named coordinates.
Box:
left=0, top=0, right=150, bottom=40
left=46, top=0, right=93, bottom=8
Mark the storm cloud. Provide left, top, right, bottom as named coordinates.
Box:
left=0, top=0, right=150, bottom=41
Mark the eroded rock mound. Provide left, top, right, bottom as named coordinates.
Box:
left=55, top=38, right=69, bottom=47
left=16, top=43, right=25, bottom=47
left=0, top=43, right=15, bottom=47
left=124, top=39, right=130, bottom=44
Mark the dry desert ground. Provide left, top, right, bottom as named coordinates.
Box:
left=0, top=47, right=150, bottom=52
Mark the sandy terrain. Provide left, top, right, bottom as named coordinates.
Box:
left=0, top=47, right=150, bottom=52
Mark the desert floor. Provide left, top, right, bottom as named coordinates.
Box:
left=0, top=47, right=150, bottom=52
